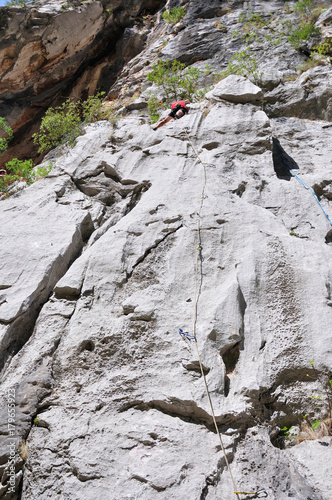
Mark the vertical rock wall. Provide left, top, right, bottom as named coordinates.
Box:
left=0, top=95, right=331, bottom=498
left=0, top=0, right=332, bottom=499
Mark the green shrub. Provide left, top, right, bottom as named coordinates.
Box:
left=239, top=10, right=267, bottom=28
left=33, top=100, right=82, bottom=153
left=81, top=92, right=106, bottom=123
left=147, top=60, right=201, bottom=101
left=0, top=159, right=52, bottom=196
left=33, top=93, right=108, bottom=154
left=162, top=7, right=186, bottom=24
left=6, top=158, right=35, bottom=184
left=6, top=0, right=30, bottom=5
left=288, top=21, right=319, bottom=48
left=147, top=95, right=164, bottom=124
left=0, top=117, right=13, bottom=156
left=294, top=0, right=314, bottom=18
left=221, top=47, right=263, bottom=83
left=146, top=59, right=211, bottom=123
left=312, top=39, right=332, bottom=56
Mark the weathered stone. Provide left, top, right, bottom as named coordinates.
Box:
left=1, top=1, right=332, bottom=499
left=265, top=65, right=332, bottom=120
left=205, top=75, right=264, bottom=104
left=316, top=6, right=332, bottom=39
left=125, top=97, right=148, bottom=110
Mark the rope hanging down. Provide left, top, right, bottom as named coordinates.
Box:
left=275, top=146, right=332, bottom=226
left=181, top=127, right=266, bottom=499
left=287, top=166, right=332, bottom=226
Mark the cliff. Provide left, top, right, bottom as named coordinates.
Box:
left=0, top=1, right=332, bottom=499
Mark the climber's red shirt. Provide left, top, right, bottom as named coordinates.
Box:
left=171, top=100, right=187, bottom=110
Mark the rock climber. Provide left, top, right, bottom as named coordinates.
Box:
left=153, top=99, right=190, bottom=130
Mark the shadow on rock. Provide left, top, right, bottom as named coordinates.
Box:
left=272, top=137, right=299, bottom=180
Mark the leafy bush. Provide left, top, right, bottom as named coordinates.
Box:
left=162, top=7, right=186, bottom=24
left=81, top=92, right=106, bottom=123
left=147, top=95, right=164, bottom=124
left=6, top=0, right=30, bottom=5
left=5, top=158, right=35, bottom=184
left=0, top=159, right=52, bottom=196
left=0, top=117, right=13, bottom=156
left=282, top=0, right=320, bottom=48
left=294, top=0, right=314, bottom=18
left=239, top=10, right=268, bottom=28
left=147, top=60, right=201, bottom=101
left=33, top=100, right=82, bottom=153
left=221, top=47, right=263, bottom=83
left=146, top=59, right=211, bottom=123
left=287, top=21, right=319, bottom=48
left=33, top=93, right=109, bottom=154
left=312, top=39, right=332, bottom=56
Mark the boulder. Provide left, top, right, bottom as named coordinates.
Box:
left=205, top=75, right=264, bottom=104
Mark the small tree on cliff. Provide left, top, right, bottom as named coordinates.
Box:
left=147, top=60, right=201, bottom=102
left=146, top=59, right=209, bottom=123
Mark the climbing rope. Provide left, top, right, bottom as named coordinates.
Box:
left=275, top=146, right=332, bottom=226
left=180, top=127, right=266, bottom=499
left=287, top=166, right=332, bottom=226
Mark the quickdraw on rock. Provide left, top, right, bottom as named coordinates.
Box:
left=234, top=488, right=268, bottom=498
left=178, top=328, right=196, bottom=341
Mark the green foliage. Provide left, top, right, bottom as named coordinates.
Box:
left=311, top=419, right=321, bottom=430
left=221, top=47, right=263, bottom=83
left=0, top=159, right=52, bottom=196
left=146, top=59, right=212, bottom=124
left=280, top=0, right=320, bottom=49
left=239, top=10, right=267, bottom=28
left=312, top=39, right=332, bottom=56
left=5, top=158, right=35, bottom=184
left=0, top=117, right=13, bottom=156
left=294, top=0, right=314, bottom=18
left=287, top=21, right=319, bottom=49
left=33, top=93, right=107, bottom=154
left=147, top=95, right=164, bottom=124
left=81, top=92, right=106, bottom=123
left=147, top=60, right=201, bottom=101
left=33, top=99, right=82, bottom=153
left=162, top=7, right=186, bottom=24
left=35, top=164, right=53, bottom=180
left=281, top=425, right=296, bottom=437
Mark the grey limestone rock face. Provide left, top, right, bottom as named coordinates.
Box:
left=0, top=91, right=332, bottom=499
left=0, top=0, right=332, bottom=499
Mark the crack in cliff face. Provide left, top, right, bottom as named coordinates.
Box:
left=0, top=305, right=72, bottom=499
left=126, top=224, right=183, bottom=281
left=200, top=456, right=227, bottom=500
left=119, top=396, right=253, bottom=435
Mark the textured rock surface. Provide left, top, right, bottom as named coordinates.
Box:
left=1, top=98, right=332, bottom=499
left=0, top=0, right=332, bottom=499
left=0, top=0, right=166, bottom=163
left=205, top=75, right=264, bottom=104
